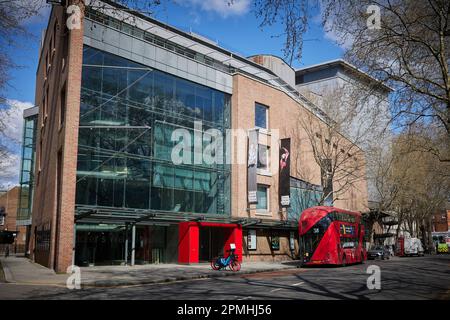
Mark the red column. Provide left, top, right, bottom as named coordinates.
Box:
left=178, top=222, right=199, bottom=264
left=224, top=225, right=243, bottom=262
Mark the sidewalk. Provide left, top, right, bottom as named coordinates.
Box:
left=0, top=256, right=68, bottom=286
left=0, top=256, right=298, bottom=288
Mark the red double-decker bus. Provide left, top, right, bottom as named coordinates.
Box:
left=299, top=206, right=366, bottom=266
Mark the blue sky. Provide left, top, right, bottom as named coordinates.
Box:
left=5, top=0, right=343, bottom=103
left=0, top=0, right=343, bottom=187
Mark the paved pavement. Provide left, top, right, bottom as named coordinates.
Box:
left=0, top=255, right=296, bottom=287
left=0, top=255, right=449, bottom=300
left=0, top=256, right=68, bottom=286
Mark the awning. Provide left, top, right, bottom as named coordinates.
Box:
left=75, top=205, right=298, bottom=229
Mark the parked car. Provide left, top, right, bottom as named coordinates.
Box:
left=367, top=246, right=390, bottom=260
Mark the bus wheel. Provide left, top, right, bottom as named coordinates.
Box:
left=342, top=255, right=347, bottom=267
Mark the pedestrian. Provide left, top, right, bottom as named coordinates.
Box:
left=4, top=244, right=9, bottom=258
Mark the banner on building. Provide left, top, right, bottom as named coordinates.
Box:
left=247, top=229, right=257, bottom=250
left=248, top=129, right=258, bottom=204
left=289, top=231, right=295, bottom=250
left=279, top=138, right=291, bottom=207
left=271, top=233, right=280, bottom=250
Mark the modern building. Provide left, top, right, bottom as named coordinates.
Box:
left=295, top=59, right=393, bottom=206
left=29, top=0, right=368, bottom=272
left=15, top=106, right=39, bottom=255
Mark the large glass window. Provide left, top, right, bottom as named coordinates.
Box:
left=76, top=46, right=231, bottom=215
left=288, top=177, right=323, bottom=221
left=18, top=114, right=38, bottom=222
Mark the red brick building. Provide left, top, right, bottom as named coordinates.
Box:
left=0, top=187, right=27, bottom=252
left=29, top=0, right=369, bottom=272
left=432, top=210, right=449, bottom=232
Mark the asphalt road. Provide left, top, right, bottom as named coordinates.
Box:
left=0, top=255, right=449, bottom=300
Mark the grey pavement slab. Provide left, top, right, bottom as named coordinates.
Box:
left=0, top=256, right=298, bottom=288
left=0, top=256, right=68, bottom=286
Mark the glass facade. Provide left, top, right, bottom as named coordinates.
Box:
left=75, top=46, right=231, bottom=215
left=17, top=113, right=38, bottom=223
left=288, top=177, right=323, bottom=221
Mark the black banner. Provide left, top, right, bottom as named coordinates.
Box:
left=279, top=138, right=291, bottom=207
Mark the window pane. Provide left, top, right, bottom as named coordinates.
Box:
left=255, top=103, right=267, bottom=129
left=151, top=187, right=173, bottom=211
left=256, top=185, right=268, bottom=210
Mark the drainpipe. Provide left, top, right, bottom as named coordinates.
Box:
left=124, top=223, right=128, bottom=265
left=131, top=224, right=136, bottom=266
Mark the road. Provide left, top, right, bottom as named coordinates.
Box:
left=0, top=255, right=449, bottom=300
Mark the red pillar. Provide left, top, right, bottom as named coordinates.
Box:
left=178, top=222, right=242, bottom=264
left=224, top=225, right=243, bottom=262
left=178, top=222, right=199, bottom=264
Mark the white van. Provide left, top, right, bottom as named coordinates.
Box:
left=404, top=237, right=424, bottom=256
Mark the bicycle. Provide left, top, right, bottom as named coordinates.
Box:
left=210, top=249, right=241, bottom=272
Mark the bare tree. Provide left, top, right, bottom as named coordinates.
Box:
left=292, top=89, right=368, bottom=207
left=0, top=0, right=47, bottom=98
left=372, top=128, right=450, bottom=249
left=0, top=1, right=48, bottom=187
left=255, top=0, right=450, bottom=161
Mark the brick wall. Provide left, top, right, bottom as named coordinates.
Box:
left=231, top=73, right=368, bottom=221
left=30, top=1, right=84, bottom=272
left=0, top=187, right=27, bottom=251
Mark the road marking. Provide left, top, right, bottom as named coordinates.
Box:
left=270, top=288, right=283, bottom=292
left=292, top=282, right=304, bottom=286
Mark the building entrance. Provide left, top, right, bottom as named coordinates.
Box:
left=75, top=224, right=179, bottom=266
left=134, top=225, right=178, bottom=264
left=75, top=225, right=127, bottom=266
left=199, top=227, right=225, bottom=262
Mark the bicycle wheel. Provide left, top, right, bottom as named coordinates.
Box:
left=211, top=259, right=220, bottom=270
left=230, top=261, right=241, bottom=272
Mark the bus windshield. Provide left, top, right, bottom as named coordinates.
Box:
left=301, top=215, right=332, bottom=259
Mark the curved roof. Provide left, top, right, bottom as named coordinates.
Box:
left=247, top=54, right=296, bottom=72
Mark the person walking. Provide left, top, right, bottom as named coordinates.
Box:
left=4, top=244, right=10, bottom=258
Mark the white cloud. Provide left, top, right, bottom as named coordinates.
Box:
left=0, top=154, right=21, bottom=190
left=3, top=99, right=33, bottom=144
left=178, top=0, right=251, bottom=18
left=0, top=99, right=34, bottom=189
left=317, top=0, right=354, bottom=50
